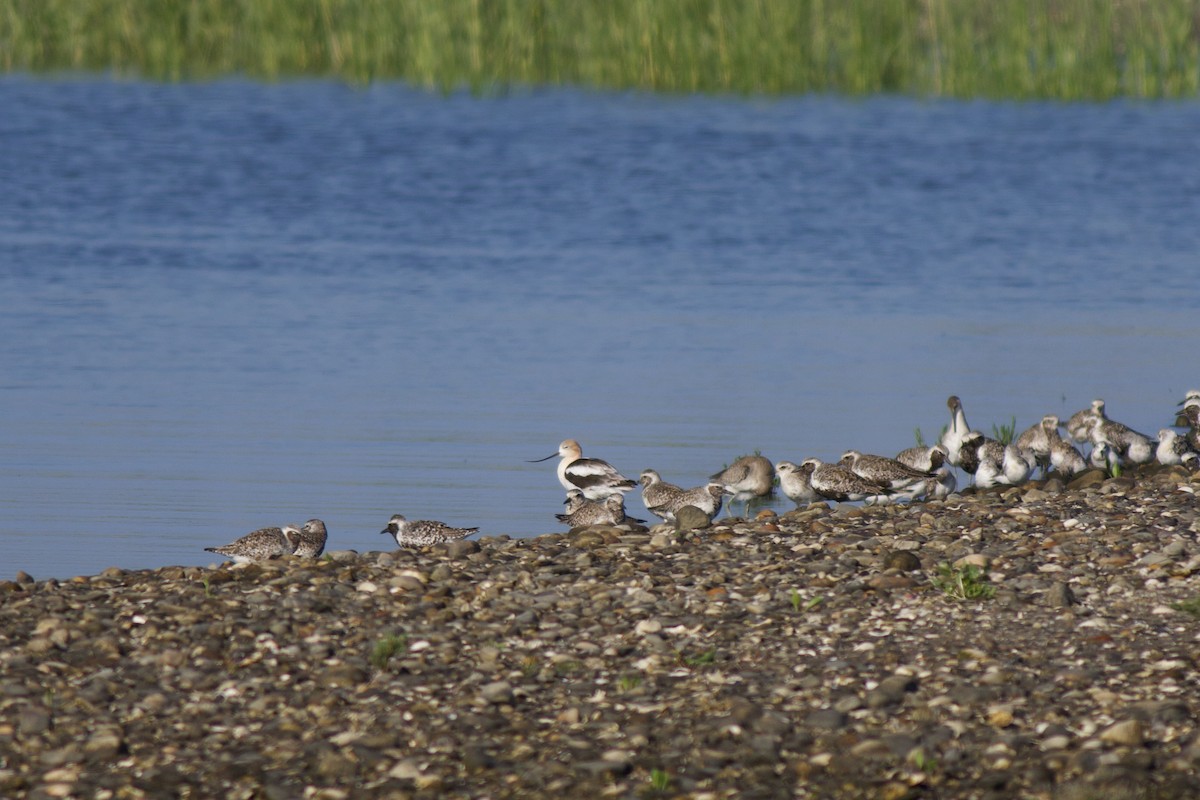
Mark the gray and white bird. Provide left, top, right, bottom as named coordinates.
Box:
left=1066, top=399, right=1106, bottom=444
left=1085, top=414, right=1155, bottom=465
left=973, top=439, right=1033, bottom=488
left=895, top=444, right=949, bottom=474
left=922, top=467, right=957, bottom=500
left=776, top=460, right=820, bottom=507
left=1156, top=428, right=1199, bottom=468
left=1014, top=415, right=1060, bottom=475
left=1181, top=404, right=1200, bottom=451
left=638, top=469, right=687, bottom=522
left=530, top=439, right=636, bottom=500
left=380, top=514, right=479, bottom=547
left=839, top=450, right=933, bottom=494
left=1044, top=420, right=1087, bottom=477
left=709, top=454, right=775, bottom=517
left=804, top=458, right=891, bottom=504
left=556, top=494, right=642, bottom=528
left=205, top=524, right=301, bottom=564
left=294, top=518, right=328, bottom=558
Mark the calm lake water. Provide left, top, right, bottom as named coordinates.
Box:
left=2, top=76, right=1198, bottom=579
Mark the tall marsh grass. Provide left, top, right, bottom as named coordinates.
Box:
left=2, top=0, right=1197, bottom=98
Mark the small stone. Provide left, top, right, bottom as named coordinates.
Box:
left=1044, top=581, right=1076, bottom=607
left=634, top=619, right=662, bottom=636
left=445, top=539, right=480, bottom=558
left=883, top=551, right=921, bottom=571
left=805, top=708, right=848, bottom=730
left=674, top=506, right=712, bottom=531
left=1099, top=719, right=1144, bottom=747
left=479, top=681, right=514, bottom=705
left=954, top=553, right=990, bottom=570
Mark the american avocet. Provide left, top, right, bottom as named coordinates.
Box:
left=776, top=460, right=820, bottom=507
left=709, top=454, right=774, bottom=516
left=205, top=524, right=301, bottom=564
left=940, top=395, right=974, bottom=468
left=380, top=514, right=478, bottom=548
left=530, top=439, right=636, bottom=500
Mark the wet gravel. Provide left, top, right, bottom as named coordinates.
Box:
left=2, top=465, right=1200, bottom=799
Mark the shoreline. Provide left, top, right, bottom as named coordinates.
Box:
left=2, top=465, right=1199, bottom=798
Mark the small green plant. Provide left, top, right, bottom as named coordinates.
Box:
left=789, top=588, right=802, bottom=612
left=991, top=416, right=1017, bottom=445
left=617, top=674, right=643, bottom=692
left=1172, top=596, right=1200, bottom=617
left=649, top=768, right=671, bottom=792
left=931, top=564, right=996, bottom=601
left=369, top=633, right=408, bottom=670
left=553, top=659, right=582, bottom=676
left=914, top=425, right=948, bottom=448
left=909, top=748, right=938, bottom=773
left=201, top=577, right=212, bottom=597
left=805, top=595, right=824, bottom=611
left=520, top=655, right=540, bottom=677
left=679, top=648, right=717, bottom=668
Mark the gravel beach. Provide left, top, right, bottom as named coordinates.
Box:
left=3, top=465, right=1200, bottom=799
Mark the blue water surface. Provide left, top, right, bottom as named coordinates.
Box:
left=1, top=77, right=1198, bottom=579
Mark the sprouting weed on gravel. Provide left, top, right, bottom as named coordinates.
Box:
left=1172, top=597, right=1200, bottom=617
left=369, top=633, right=408, bottom=670
left=932, top=564, right=996, bottom=601
left=617, top=674, right=642, bottom=692
left=648, top=768, right=670, bottom=792
left=678, top=648, right=717, bottom=669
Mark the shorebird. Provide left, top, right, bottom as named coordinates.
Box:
left=972, top=439, right=1033, bottom=488
left=556, top=494, right=642, bottom=528
left=1085, top=414, right=1154, bottom=465
left=839, top=450, right=933, bottom=495
left=639, top=470, right=686, bottom=522
left=923, top=467, right=957, bottom=500
left=956, top=431, right=990, bottom=475
left=562, top=488, right=589, bottom=515
left=640, top=470, right=725, bottom=521
left=530, top=439, right=636, bottom=500
left=1044, top=420, right=1087, bottom=477
left=294, top=518, right=328, bottom=558
left=804, top=458, right=891, bottom=504
left=1066, top=399, right=1106, bottom=443
left=1156, top=429, right=1199, bottom=468
left=1176, top=391, right=1200, bottom=427
left=205, top=524, right=301, bottom=564
left=1181, top=404, right=1200, bottom=451
left=709, top=454, right=774, bottom=517
left=380, top=514, right=478, bottom=547
left=940, top=395, right=973, bottom=467
left=776, top=460, right=820, bottom=507
left=895, top=444, right=948, bottom=474
left=1015, top=415, right=1060, bottom=475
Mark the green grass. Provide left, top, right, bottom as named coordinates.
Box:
left=992, top=416, right=1018, bottom=445
left=1172, top=596, right=1200, bottom=617
left=2, top=0, right=1198, bottom=99
left=369, top=632, right=408, bottom=670
left=931, top=563, right=996, bottom=601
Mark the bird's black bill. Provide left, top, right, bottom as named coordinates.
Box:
left=527, top=453, right=557, bottom=463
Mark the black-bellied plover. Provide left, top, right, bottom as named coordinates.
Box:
left=839, top=450, right=932, bottom=494
left=895, top=444, right=948, bottom=474
left=380, top=514, right=479, bottom=547
left=804, top=458, right=890, bottom=504
left=556, top=494, right=642, bottom=528
left=205, top=524, right=301, bottom=564
left=709, top=454, right=774, bottom=517
left=294, top=518, right=328, bottom=558
left=1085, top=414, right=1154, bottom=465
left=1176, top=391, right=1200, bottom=427
left=973, top=439, right=1034, bottom=488
left=1015, top=415, right=1060, bottom=474
left=1180, top=404, right=1200, bottom=451
left=1066, top=399, right=1105, bottom=443
left=923, top=467, right=957, bottom=500
left=639, top=469, right=686, bottom=522
left=529, top=439, right=636, bottom=500
left=1156, top=429, right=1199, bottom=468
left=1044, top=419, right=1087, bottom=477
left=776, top=460, right=820, bottom=507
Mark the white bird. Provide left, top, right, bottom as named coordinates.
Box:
left=973, top=440, right=1033, bottom=488
left=940, top=395, right=973, bottom=468
left=530, top=439, right=636, bottom=500
left=776, top=460, right=820, bottom=507
left=1181, top=404, right=1200, bottom=451
left=895, top=444, right=949, bottom=474
left=1156, top=429, right=1199, bottom=468
left=1014, top=415, right=1059, bottom=475
left=923, top=467, right=957, bottom=500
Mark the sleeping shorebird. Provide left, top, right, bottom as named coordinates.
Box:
left=380, top=514, right=478, bottom=547
left=1066, top=399, right=1106, bottom=444
left=1156, top=429, right=1199, bottom=468
left=529, top=439, right=636, bottom=500
left=839, top=450, right=933, bottom=495
left=1044, top=420, right=1087, bottom=477
left=1015, top=415, right=1060, bottom=475
left=294, top=518, right=328, bottom=558
left=971, top=438, right=1033, bottom=488
left=803, top=458, right=891, bottom=504
left=895, top=444, right=948, bottom=474
left=709, top=454, right=774, bottom=517
left=776, top=460, right=820, bottom=507
left=1085, top=414, right=1154, bottom=465
left=1176, top=391, right=1200, bottom=427
left=1181, top=404, right=1200, bottom=451
left=556, top=494, right=642, bottom=528
left=205, top=524, right=302, bottom=564
left=923, top=467, right=957, bottom=500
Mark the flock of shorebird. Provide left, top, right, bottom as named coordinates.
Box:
left=203, top=392, right=1200, bottom=563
